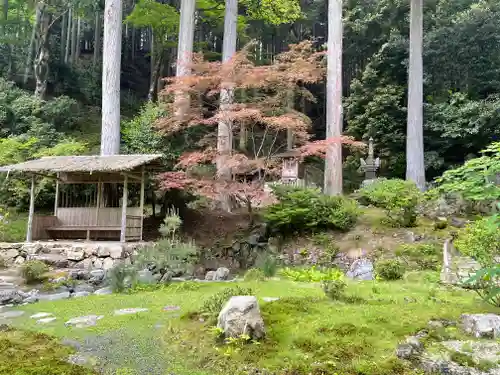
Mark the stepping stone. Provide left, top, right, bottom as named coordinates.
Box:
left=114, top=308, right=149, bottom=316
left=37, top=291, right=71, bottom=301
left=37, top=317, right=57, bottom=324
left=73, top=291, right=91, bottom=298
left=0, top=310, right=25, bottom=319
left=262, top=297, right=280, bottom=302
left=162, top=305, right=180, bottom=312
left=94, top=287, right=112, bottom=295
left=65, top=315, right=104, bottom=328
left=30, top=312, right=54, bottom=319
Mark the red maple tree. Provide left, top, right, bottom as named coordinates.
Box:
left=156, top=41, right=364, bottom=216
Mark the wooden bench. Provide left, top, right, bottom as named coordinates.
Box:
left=46, top=226, right=122, bottom=240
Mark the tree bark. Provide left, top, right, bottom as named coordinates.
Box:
left=70, top=12, right=77, bottom=64
left=34, top=4, right=51, bottom=99
left=93, top=10, right=100, bottom=64
left=406, top=0, right=426, bottom=191
left=64, top=8, right=72, bottom=64
left=23, top=4, right=41, bottom=85
left=323, top=0, right=343, bottom=196
left=217, top=0, right=237, bottom=180
left=3, top=0, right=12, bottom=79
left=174, top=0, right=196, bottom=119
left=75, top=17, right=81, bottom=60
left=101, top=0, right=123, bottom=156
left=60, top=12, right=67, bottom=62
left=148, top=51, right=164, bottom=102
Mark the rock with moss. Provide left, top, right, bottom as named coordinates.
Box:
left=462, top=314, right=500, bottom=339
left=217, top=296, right=265, bottom=340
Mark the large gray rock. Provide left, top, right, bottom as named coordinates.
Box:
left=108, top=245, right=124, bottom=259
left=2, top=249, right=19, bottom=260
left=0, top=289, right=23, bottom=305
left=217, top=296, right=265, bottom=340
left=396, top=336, right=424, bottom=360
left=346, top=258, right=374, bottom=281
left=214, top=267, right=230, bottom=281
left=32, top=254, right=69, bottom=268
left=462, top=314, right=500, bottom=339
left=102, top=258, right=115, bottom=271
left=205, top=271, right=215, bottom=281
left=67, top=249, right=85, bottom=261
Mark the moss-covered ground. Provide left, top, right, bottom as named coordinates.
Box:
left=2, top=272, right=498, bottom=375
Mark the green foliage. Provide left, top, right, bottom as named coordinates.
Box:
left=358, top=179, right=421, bottom=227
left=395, top=243, right=441, bottom=271
left=108, top=264, right=139, bottom=293
left=463, top=265, right=500, bottom=307
left=241, top=0, right=303, bottom=25
left=322, top=278, right=347, bottom=301
left=254, top=252, right=278, bottom=277
left=279, top=266, right=344, bottom=282
left=429, top=142, right=500, bottom=212
left=454, top=215, right=500, bottom=267
left=20, top=260, right=49, bottom=283
left=375, top=259, right=406, bottom=281
left=244, top=268, right=266, bottom=281
left=200, top=286, right=254, bottom=322
left=264, top=186, right=359, bottom=235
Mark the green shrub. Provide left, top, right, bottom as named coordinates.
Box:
left=358, top=178, right=421, bottom=227
left=395, top=243, right=441, bottom=271
left=21, top=260, right=49, bottom=283
left=244, top=268, right=266, bottom=281
left=264, top=185, right=359, bottom=235
left=322, top=278, right=347, bottom=300
left=254, top=252, right=278, bottom=277
left=375, top=259, right=406, bottom=281
left=454, top=215, right=500, bottom=267
left=279, top=266, right=344, bottom=282
left=463, top=265, right=500, bottom=307
left=109, top=263, right=139, bottom=293
left=201, top=286, right=254, bottom=322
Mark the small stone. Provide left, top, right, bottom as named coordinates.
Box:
left=114, top=308, right=149, bottom=315
left=396, top=336, right=423, bottom=360
left=90, top=269, right=105, bottom=280
left=205, top=271, right=215, bottom=281
left=163, top=305, right=180, bottom=311
left=65, top=315, right=104, bottom=328
left=52, top=276, right=67, bottom=284
left=346, top=258, right=374, bottom=281
left=262, top=297, right=280, bottom=302
left=37, top=317, right=57, bottom=324
left=30, top=312, right=54, bottom=319
left=0, top=310, right=25, bottom=319
left=94, top=287, right=112, bottom=295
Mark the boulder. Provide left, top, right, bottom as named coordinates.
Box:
left=2, top=249, right=19, bottom=260
left=205, top=271, right=215, bottom=281
left=214, top=267, right=230, bottom=281
left=14, top=256, right=25, bottom=265
left=109, top=245, right=124, bottom=259
left=93, top=258, right=103, bottom=269
left=102, top=258, right=115, bottom=270
left=396, top=336, right=424, bottom=360
left=462, top=314, right=500, bottom=339
left=83, top=245, right=98, bottom=257
left=217, top=296, right=265, bottom=340
left=37, top=291, right=71, bottom=301
left=97, top=246, right=110, bottom=257
left=346, top=258, right=374, bottom=281
left=94, top=287, right=112, bottom=295
left=67, top=249, right=85, bottom=261
left=90, top=269, right=105, bottom=281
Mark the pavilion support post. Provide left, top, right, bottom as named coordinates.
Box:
left=139, top=167, right=145, bottom=241
left=26, top=175, right=36, bottom=243
left=54, top=177, right=59, bottom=216
left=120, top=175, right=128, bottom=242
left=95, top=179, right=102, bottom=226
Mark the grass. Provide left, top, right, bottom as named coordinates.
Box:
left=5, top=272, right=498, bottom=375
left=0, top=325, right=96, bottom=375
left=0, top=211, right=27, bottom=242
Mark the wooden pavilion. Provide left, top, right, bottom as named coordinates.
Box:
left=0, top=154, right=163, bottom=242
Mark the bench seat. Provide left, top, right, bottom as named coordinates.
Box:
left=47, top=226, right=121, bottom=232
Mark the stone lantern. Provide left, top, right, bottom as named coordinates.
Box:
left=274, top=150, right=303, bottom=183
left=360, top=137, right=380, bottom=187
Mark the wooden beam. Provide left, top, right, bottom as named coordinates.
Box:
left=54, top=177, right=59, bottom=216
left=120, top=175, right=128, bottom=242
left=95, top=178, right=102, bottom=226
left=26, top=175, right=36, bottom=242
left=120, top=172, right=142, bottom=182
left=139, top=167, right=145, bottom=241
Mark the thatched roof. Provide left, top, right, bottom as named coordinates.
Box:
left=0, top=154, right=164, bottom=174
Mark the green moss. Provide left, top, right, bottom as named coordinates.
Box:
left=0, top=326, right=96, bottom=375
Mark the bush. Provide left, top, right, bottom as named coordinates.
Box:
left=201, top=286, right=254, bottom=322
left=375, top=259, right=406, bottom=281
left=279, top=266, right=344, bottom=282
left=254, top=252, right=278, bottom=277
left=21, top=260, right=49, bottom=283
left=395, top=243, right=441, bottom=271
left=358, top=178, right=421, bottom=227
left=264, top=185, right=359, bottom=235
left=463, top=265, right=500, bottom=307
left=244, top=268, right=266, bottom=281
left=108, top=263, right=138, bottom=293
left=322, top=278, right=347, bottom=300
left=454, top=215, right=500, bottom=267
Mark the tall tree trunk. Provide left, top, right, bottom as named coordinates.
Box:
left=75, top=17, right=81, bottom=60
left=3, top=0, right=12, bottom=79
left=64, top=8, right=72, bottom=63
left=70, top=12, right=77, bottom=64
left=406, top=0, right=426, bottom=191
left=34, top=5, right=51, bottom=99
left=174, top=0, right=196, bottom=119
left=60, top=12, right=67, bottom=62
left=23, top=4, right=41, bottom=85
left=93, top=10, right=100, bottom=64
left=148, top=51, right=164, bottom=102
left=101, top=0, right=123, bottom=156
left=217, top=0, right=237, bottom=181
left=323, top=0, right=343, bottom=196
